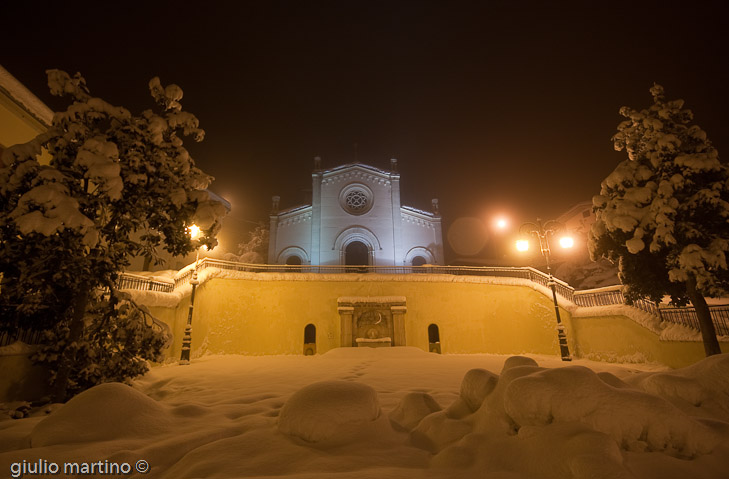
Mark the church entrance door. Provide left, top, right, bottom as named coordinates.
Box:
left=345, top=241, right=369, bottom=266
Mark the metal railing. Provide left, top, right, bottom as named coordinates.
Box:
left=136, top=259, right=576, bottom=301
left=0, top=328, right=46, bottom=347
left=117, top=273, right=174, bottom=293
left=574, top=286, right=661, bottom=316
left=660, top=306, right=729, bottom=337
left=575, top=286, right=729, bottom=336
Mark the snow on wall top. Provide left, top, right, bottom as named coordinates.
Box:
left=337, top=296, right=407, bottom=304
left=0, top=64, right=53, bottom=127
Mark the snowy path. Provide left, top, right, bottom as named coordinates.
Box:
left=1, top=349, right=728, bottom=479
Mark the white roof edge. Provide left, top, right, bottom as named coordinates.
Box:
left=0, top=64, right=54, bottom=127
left=277, top=204, right=312, bottom=217
left=322, top=162, right=394, bottom=178
left=401, top=205, right=436, bottom=218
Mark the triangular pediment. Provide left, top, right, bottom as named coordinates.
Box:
left=321, top=163, right=395, bottom=181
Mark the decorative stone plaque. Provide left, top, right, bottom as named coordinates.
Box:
left=337, top=296, right=407, bottom=347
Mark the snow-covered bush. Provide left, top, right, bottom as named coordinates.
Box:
left=589, top=84, right=728, bottom=356
left=223, top=222, right=269, bottom=263
left=0, top=70, right=226, bottom=401
left=33, top=299, right=172, bottom=398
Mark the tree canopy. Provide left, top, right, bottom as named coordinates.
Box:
left=589, top=84, right=727, bottom=355
left=0, top=70, right=227, bottom=399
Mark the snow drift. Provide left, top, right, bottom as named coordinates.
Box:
left=2, top=349, right=728, bottom=479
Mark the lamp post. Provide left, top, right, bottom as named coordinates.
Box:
left=518, top=218, right=573, bottom=361
left=180, top=225, right=201, bottom=365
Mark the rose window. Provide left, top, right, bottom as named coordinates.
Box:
left=345, top=190, right=368, bottom=211
left=339, top=183, right=373, bottom=215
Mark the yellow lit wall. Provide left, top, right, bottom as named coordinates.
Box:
left=152, top=276, right=574, bottom=359
left=570, top=314, right=729, bottom=368
left=142, top=275, right=727, bottom=369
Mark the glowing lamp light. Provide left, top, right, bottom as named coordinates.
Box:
left=495, top=217, right=508, bottom=229
left=559, top=236, right=574, bottom=249
left=516, top=239, right=530, bottom=252
left=188, top=224, right=201, bottom=240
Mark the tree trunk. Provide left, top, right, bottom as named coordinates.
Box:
left=50, top=284, right=90, bottom=403
left=685, top=275, right=722, bottom=357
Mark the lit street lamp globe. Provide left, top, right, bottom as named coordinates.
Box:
left=188, top=224, right=201, bottom=240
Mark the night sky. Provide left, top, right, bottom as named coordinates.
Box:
left=4, top=1, right=729, bottom=262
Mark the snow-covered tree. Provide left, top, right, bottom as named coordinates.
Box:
left=223, top=222, right=269, bottom=263
left=589, top=84, right=728, bottom=356
left=0, top=70, right=227, bottom=400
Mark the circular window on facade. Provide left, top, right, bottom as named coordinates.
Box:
left=339, top=184, right=374, bottom=215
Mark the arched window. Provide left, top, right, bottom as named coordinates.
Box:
left=412, top=256, right=427, bottom=267
left=286, top=256, right=302, bottom=265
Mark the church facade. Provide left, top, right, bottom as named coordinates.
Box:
left=268, top=159, right=444, bottom=266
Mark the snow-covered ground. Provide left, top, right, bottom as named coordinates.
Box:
left=2, top=348, right=728, bottom=479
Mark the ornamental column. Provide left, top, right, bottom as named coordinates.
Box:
left=391, top=305, right=407, bottom=346
left=338, top=306, right=354, bottom=347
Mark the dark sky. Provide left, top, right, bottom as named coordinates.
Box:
left=4, top=0, right=729, bottom=262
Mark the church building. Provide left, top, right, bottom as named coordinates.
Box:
left=268, top=158, right=444, bottom=266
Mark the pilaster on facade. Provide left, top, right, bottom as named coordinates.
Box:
left=311, top=171, right=323, bottom=265
left=390, top=170, right=403, bottom=266
left=268, top=214, right=279, bottom=263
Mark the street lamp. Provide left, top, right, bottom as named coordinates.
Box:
left=180, top=224, right=202, bottom=365
left=517, top=218, right=573, bottom=361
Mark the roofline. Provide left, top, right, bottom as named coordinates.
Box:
left=275, top=204, right=312, bottom=217
left=401, top=205, right=438, bottom=219
left=320, top=162, right=395, bottom=178
left=0, top=64, right=54, bottom=128
left=206, top=190, right=232, bottom=212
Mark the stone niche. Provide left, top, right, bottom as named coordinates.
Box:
left=337, top=296, right=407, bottom=347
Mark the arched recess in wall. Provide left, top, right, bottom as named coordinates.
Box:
left=332, top=226, right=382, bottom=265
left=404, top=246, right=436, bottom=266
left=277, top=246, right=310, bottom=265
left=428, top=323, right=441, bottom=354
left=303, top=324, right=316, bottom=355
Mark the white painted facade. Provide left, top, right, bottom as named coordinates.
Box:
left=268, top=160, right=444, bottom=266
